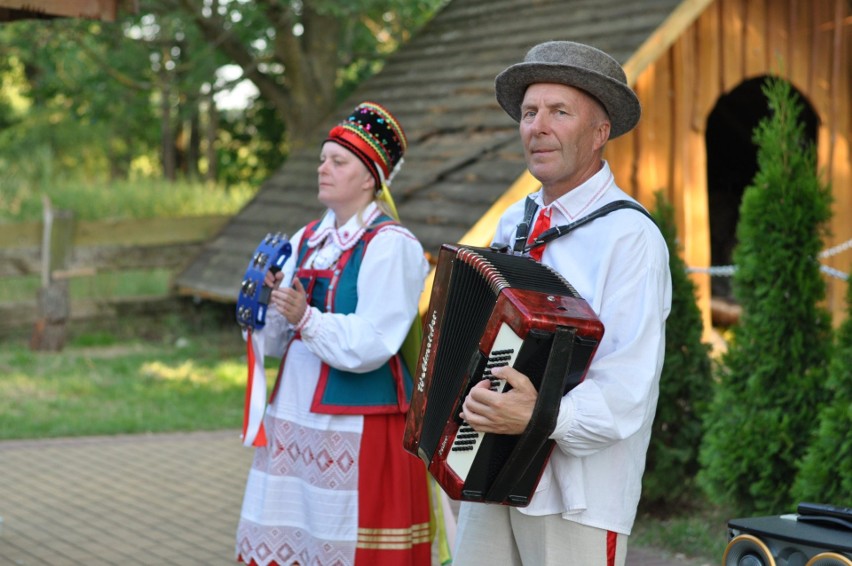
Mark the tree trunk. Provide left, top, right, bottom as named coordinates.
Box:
left=274, top=4, right=340, bottom=148
left=180, top=0, right=341, bottom=150
left=205, top=92, right=218, bottom=184
left=160, top=47, right=177, bottom=182
left=187, top=109, right=201, bottom=180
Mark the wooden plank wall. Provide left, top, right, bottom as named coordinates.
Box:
left=608, top=0, right=850, bottom=330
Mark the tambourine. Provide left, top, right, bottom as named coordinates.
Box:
left=236, top=232, right=292, bottom=330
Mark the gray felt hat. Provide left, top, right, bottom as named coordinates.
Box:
left=495, top=41, right=641, bottom=139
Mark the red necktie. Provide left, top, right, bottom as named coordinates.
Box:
left=527, top=207, right=551, bottom=261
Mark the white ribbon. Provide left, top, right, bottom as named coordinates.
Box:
left=241, top=328, right=269, bottom=447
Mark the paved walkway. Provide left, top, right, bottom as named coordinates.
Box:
left=0, top=430, right=711, bottom=565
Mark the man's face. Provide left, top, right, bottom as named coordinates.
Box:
left=519, top=83, right=610, bottom=196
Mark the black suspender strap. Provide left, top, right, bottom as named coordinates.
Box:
left=513, top=195, right=540, bottom=253
left=525, top=200, right=655, bottom=254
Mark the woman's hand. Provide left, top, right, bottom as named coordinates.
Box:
left=271, top=277, right=308, bottom=325
left=264, top=269, right=284, bottom=289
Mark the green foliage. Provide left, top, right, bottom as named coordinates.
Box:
left=0, top=19, right=159, bottom=183
left=793, top=272, right=852, bottom=505
left=698, top=78, right=833, bottom=515
left=641, top=191, right=714, bottom=513
left=216, top=100, right=287, bottom=188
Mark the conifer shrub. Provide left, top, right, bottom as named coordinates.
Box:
left=641, top=191, right=713, bottom=513
left=698, top=78, right=833, bottom=516
left=792, top=272, right=852, bottom=505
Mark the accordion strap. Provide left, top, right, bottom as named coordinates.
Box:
left=512, top=195, right=541, bottom=253
left=485, top=326, right=578, bottom=504
left=525, top=199, right=654, bottom=254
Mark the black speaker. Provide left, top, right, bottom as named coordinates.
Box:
left=724, top=515, right=852, bottom=566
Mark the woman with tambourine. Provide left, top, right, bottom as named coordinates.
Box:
left=235, top=102, right=432, bottom=566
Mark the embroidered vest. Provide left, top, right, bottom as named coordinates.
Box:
left=291, top=214, right=414, bottom=415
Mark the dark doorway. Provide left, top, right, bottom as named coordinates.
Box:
left=705, top=76, right=818, bottom=300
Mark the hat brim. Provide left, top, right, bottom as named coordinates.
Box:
left=495, top=62, right=641, bottom=139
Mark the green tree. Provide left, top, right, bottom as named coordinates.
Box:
left=0, top=1, right=446, bottom=187
left=641, top=191, right=713, bottom=513
left=792, top=272, right=852, bottom=505
left=0, top=19, right=158, bottom=183
left=698, top=78, right=833, bottom=516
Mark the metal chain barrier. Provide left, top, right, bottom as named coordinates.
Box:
left=819, top=237, right=852, bottom=259
left=686, top=237, right=852, bottom=282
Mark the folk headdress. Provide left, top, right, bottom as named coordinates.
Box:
left=325, top=101, right=408, bottom=220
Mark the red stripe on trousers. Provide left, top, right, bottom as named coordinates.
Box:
left=607, top=530, right=617, bottom=566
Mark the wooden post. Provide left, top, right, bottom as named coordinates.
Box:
left=30, top=197, right=74, bottom=352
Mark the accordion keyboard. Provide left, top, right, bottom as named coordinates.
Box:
left=446, top=323, right=523, bottom=480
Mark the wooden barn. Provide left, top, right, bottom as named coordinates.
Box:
left=174, top=0, right=851, bottom=334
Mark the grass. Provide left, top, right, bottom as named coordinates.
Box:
left=632, top=508, right=730, bottom=564
left=0, top=307, right=277, bottom=440
left=0, top=177, right=256, bottom=223
left=0, top=269, right=173, bottom=303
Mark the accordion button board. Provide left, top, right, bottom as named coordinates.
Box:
left=447, top=323, right=521, bottom=480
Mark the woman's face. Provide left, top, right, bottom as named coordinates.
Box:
left=317, top=141, right=376, bottom=220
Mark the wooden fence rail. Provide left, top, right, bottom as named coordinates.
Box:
left=0, top=215, right=230, bottom=278
left=0, top=214, right=230, bottom=334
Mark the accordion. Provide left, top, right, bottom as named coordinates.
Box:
left=403, top=244, right=604, bottom=506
